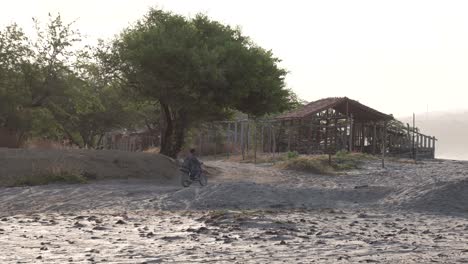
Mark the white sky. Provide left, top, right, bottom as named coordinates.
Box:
left=1, top=0, right=468, bottom=117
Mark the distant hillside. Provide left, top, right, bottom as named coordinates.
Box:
left=399, top=111, right=468, bottom=160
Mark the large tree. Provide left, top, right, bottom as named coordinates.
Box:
left=108, top=9, right=293, bottom=157
left=0, top=14, right=80, bottom=145
left=0, top=15, right=147, bottom=147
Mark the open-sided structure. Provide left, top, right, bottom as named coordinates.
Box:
left=274, top=97, right=436, bottom=158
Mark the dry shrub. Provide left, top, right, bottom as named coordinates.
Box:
left=23, top=139, right=74, bottom=150
left=277, top=156, right=334, bottom=174
left=224, top=152, right=289, bottom=163
left=332, top=151, right=376, bottom=170
left=143, top=147, right=160, bottom=153
left=278, top=151, right=376, bottom=174
left=1, top=164, right=94, bottom=187
left=388, top=157, right=418, bottom=164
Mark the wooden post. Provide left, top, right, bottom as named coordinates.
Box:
left=325, top=119, right=329, bottom=151
left=261, top=123, right=265, bottom=153
left=412, top=113, right=416, bottom=160
left=432, top=136, right=436, bottom=159
left=372, top=123, right=377, bottom=155
left=246, top=122, right=250, bottom=154
left=268, top=124, right=272, bottom=154
left=241, top=122, right=245, bottom=160
left=254, top=121, right=257, bottom=164
left=360, top=123, right=365, bottom=152
left=226, top=123, right=231, bottom=159
left=272, top=126, right=276, bottom=159
left=334, top=118, right=338, bottom=151
left=349, top=115, right=354, bottom=152
left=406, top=123, right=411, bottom=151
left=214, top=126, right=217, bottom=158
left=346, top=100, right=350, bottom=152
left=382, top=122, right=387, bottom=168
left=234, top=122, right=238, bottom=146
left=415, top=133, right=420, bottom=161
left=199, top=132, right=203, bottom=156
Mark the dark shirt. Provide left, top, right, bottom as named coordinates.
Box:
left=184, top=154, right=202, bottom=173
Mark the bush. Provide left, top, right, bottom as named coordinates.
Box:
left=277, top=156, right=333, bottom=174
left=287, top=151, right=299, bottom=159
left=2, top=166, right=89, bottom=187
left=277, top=151, right=376, bottom=174
left=332, top=151, right=375, bottom=171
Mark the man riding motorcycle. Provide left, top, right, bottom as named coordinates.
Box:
left=183, top=148, right=203, bottom=180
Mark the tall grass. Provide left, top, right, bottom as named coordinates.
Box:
left=278, top=151, right=376, bottom=174
left=1, top=165, right=93, bottom=187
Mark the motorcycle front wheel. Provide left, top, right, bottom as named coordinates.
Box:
left=198, top=172, right=208, bottom=186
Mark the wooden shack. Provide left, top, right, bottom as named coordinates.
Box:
left=274, top=97, right=436, bottom=158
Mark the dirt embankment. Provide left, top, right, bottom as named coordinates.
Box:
left=0, top=148, right=178, bottom=185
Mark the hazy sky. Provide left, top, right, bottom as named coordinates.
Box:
left=1, top=0, right=468, bottom=117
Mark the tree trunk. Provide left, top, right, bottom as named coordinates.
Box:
left=159, top=101, right=187, bottom=158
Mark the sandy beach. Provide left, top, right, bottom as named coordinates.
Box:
left=1, top=150, right=468, bottom=263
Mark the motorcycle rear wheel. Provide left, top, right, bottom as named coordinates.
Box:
left=180, top=172, right=192, bottom=187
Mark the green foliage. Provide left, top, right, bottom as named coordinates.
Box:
left=46, top=70, right=138, bottom=148
left=286, top=91, right=308, bottom=110
left=107, top=9, right=294, bottom=157
left=287, top=151, right=299, bottom=159
left=0, top=14, right=153, bottom=147
left=0, top=14, right=81, bottom=143
left=279, top=156, right=333, bottom=174
left=0, top=10, right=303, bottom=153
left=332, top=151, right=376, bottom=171
left=277, top=152, right=376, bottom=174
left=3, top=168, right=88, bottom=187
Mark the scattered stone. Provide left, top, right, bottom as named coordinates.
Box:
left=358, top=213, right=369, bottom=218
left=74, top=222, right=86, bottom=228
left=196, top=227, right=209, bottom=234
left=115, top=220, right=126, bottom=225
left=354, top=185, right=369, bottom=189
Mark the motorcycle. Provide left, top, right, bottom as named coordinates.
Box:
left=179, top=162, right=208, bottom=187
